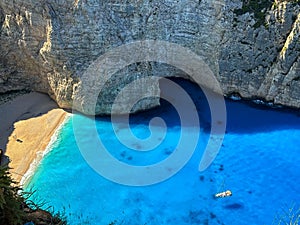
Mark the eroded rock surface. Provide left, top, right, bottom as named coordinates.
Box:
left=0, top=0, right=299, bottom=114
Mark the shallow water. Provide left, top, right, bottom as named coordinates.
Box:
left=25, top=79, right=300, bottom=225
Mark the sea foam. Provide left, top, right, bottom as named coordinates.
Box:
left=20, top=114, right=72, bottom=186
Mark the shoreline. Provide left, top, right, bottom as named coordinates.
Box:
left=0, top=92, right=70, bottom=184
left=20, top=114, right=71, bottom=186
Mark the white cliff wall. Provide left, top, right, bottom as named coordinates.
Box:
left=0, top=0, right=299, bottom=114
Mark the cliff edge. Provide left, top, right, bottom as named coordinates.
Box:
left=0, top=0, right=299, bottom=114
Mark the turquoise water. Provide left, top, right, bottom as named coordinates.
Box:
left=25, top=79, right=300, bottom=225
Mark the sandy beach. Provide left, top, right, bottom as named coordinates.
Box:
left=0, top=92, right=69, bottom=183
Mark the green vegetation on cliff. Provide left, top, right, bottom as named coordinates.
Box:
left=0, top=165, right=66, bottom=225
left=0, top=165, right=25, bottom=224
left=234, top=0, right=300, bottom=28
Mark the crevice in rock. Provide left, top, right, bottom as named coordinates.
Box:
left=0, top=6, right=4, bottom=33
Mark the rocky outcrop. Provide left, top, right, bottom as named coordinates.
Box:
left=220, top=0, right=300, bottom=108
left=0, top=0, right=299, bottom=114
left=23, top=205, right=65, bottom=225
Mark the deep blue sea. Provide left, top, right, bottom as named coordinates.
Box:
left=25, top=79, right=300, bottom=225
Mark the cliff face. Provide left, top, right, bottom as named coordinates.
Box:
left=0, top=0, right=299, bottom=114
left=221, top=0, right=300, bottom=108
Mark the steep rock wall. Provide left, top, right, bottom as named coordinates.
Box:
left=221, top=0, right=300, bottom=107
left=0, top=0, right=299, bottom=114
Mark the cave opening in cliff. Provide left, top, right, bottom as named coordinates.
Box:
left=121, top=76, right=213, bottom=135
left=160, top=76, right=212, bottom=126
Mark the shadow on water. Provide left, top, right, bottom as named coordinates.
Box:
left=95, top=77, right=300, bottom=134
left=95, top=77, right=212, bottom=131
left=223, top=203, right=244, bottom=210
left=225, top=99, right=300, bottom=134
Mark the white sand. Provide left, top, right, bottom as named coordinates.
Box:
left=0, top=92, right=69, bottom=183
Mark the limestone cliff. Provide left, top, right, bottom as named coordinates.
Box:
left=0, top=0, right=299, bottom=114
left=221, top=0, right=300, bottom=108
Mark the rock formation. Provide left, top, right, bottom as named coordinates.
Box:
left=0, top=0, right=299, bottom=114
